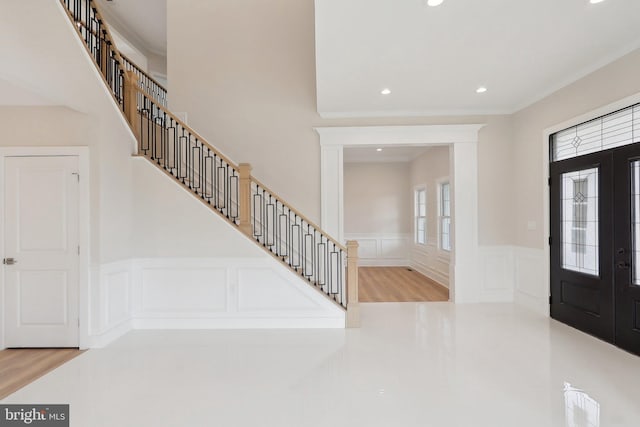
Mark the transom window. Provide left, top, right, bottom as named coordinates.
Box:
left=551, top=103, right=640, bottom=161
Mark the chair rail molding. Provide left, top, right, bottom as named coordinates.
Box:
left=316, top=124, right=484, bottom=304
left=344, top=233, right=411, bottom=267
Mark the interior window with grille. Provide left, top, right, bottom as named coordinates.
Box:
left=415, top=188, right=426, bottom=244
left=440, top=182, right=451, bottom=251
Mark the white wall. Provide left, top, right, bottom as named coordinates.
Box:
left=0, top=1, right=347, bottom=349
left=344, top=162, right=410, bottom=234
left=408, top=146, right=450, bottom=287
left=110, top=28, right=149, bottom=71
left=132, top=158, right=265, bottom=258
left=0, top=107, right=94, bottom=146
left=513, top=49, right=640, bottom=250
left=5, top=0, right=638, bottom=347
left=343, top=162, right=411, bottom=266
left=83, top=158, right=346, bottom=346
left=166, top=0, right=515, bottom=250
left=0, top=1, right=140, bottom=348
left=509, top=48, right=640, bottom=312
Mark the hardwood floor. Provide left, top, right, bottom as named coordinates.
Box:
left=0, top=349, right=84, bottom=399
left=359, top=266, right=449, bottom=302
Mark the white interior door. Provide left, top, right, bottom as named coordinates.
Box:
left=4, top=156, right=79, bottom=347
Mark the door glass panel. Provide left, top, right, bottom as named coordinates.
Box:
left=561, top=168, right=599, bottom=275
left=632, top=161, right=640, bottom=286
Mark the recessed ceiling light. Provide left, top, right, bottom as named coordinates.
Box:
left=589, top=0, right=605, bottom=3
left=376, top=148, right=383, bottom=152
left=476, top=87, right=487, bottom=93
left=427, top=0, right=444, bottom=6
left=380, top=88, right=391, bottom=95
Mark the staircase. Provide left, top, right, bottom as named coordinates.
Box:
left=60, top=0, right=360, bottom=327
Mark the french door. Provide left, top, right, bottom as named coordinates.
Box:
left=550, top=143, right=640, bottom=356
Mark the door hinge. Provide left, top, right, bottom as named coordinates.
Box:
left=72, top=172, right=80, bottom=182
left=548, top=177, right=551, bottom=186
left=549, top=295, right=552, bottom=305
left=548, top=236, right=552, bottom=246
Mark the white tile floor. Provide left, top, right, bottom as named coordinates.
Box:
left=2, top=303, right=639, bottom=427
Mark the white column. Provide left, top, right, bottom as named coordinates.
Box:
left=450, top=142, right=480, bottom=303
left=320, top=144, right=344, bottom=242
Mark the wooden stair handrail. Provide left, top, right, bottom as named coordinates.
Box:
left=62, top=0, right=356, bottom=320
left=250, top=176, right=347, bottom=252
left=135, top=83, right=345, bottom=251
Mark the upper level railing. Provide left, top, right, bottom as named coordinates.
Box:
left=59, top=0, right=359, bottom=319
left=121, top=54, right=168, bottom=108
left=61, top=0, right=125, bottom=111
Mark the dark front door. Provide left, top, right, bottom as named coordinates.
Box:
left=613, top=145, right=640, bottom=355
left=551, top=142, right=640, bottom=356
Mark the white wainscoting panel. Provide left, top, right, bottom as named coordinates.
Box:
left=345, top=233, right=410, bottom=266
left=478, top=246, right=515, bottom=302
left=237, top=268, right=323, bottom=312
left=514, top=246, right=548, bottom=315
left=88, top=260, right=133, bottom=348
left=86, top=255, right=346, bottom=348
left=106, top=271, right=130, bottom=326
left=410, top=242, right=450, bottom=288
left=140, top=267, right=228, bottom=313
left=131, top=257, right=345, bottom=329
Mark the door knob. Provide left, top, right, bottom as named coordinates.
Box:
left=617, top=261, right=630, bottom=269
left=2, top=258, right=17, bottom=265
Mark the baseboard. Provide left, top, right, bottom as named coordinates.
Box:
left=410, top=261, right=449, bottom=289
left=86, top=319, right=132, bottom=348
left=131, top=316, right=344, bottom=329
left=410, top=242, right=450, bottom=288
left=358, top=258, right=410, bottom=267
left=515, top=290, right=550, bottom=316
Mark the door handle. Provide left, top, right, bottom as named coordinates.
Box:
left=2, top=258, right=17, bottom=265
left=617, top=261, right=630, bottom=269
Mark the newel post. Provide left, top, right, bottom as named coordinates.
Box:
left=123, top=70, right=140, bottom=142
left=238, top=163, right=253, bottom=236
left=346, top=240, right=360, bottom=328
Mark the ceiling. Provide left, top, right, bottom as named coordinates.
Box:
left=315, top=0, right=640, bottom=117
left=344, top=145, right=440, bottom=163
left=96, top=0, right=166, bottom=55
